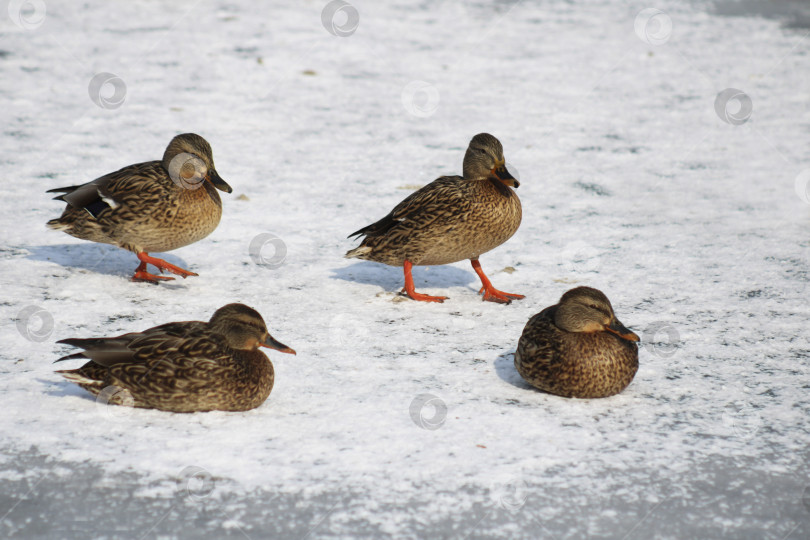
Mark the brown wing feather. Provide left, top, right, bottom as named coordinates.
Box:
left=515, top=306, right=567, bottom=385
left=55, top=321, right=254, bottom=411
left=48, top=162, right=162, bottom=216
left=346, top=176, right=480, bottom=265
left=349, top=176, right=465, bottom=238
left=54, top=321, right=206, bottom=367
left=46, top=161, right=182, bottom=251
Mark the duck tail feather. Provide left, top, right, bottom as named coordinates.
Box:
left=345, top=246, right=373, bottom=259
left=55, top=370, right=104, bottom=386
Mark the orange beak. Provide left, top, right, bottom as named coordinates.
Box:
left=605, top=320, right=640, bottom=342
left=261, top=335, right=296, bottom=355
left=491, top=161, right=519, bottom=188
left=206, top=169, right=233, bottom=193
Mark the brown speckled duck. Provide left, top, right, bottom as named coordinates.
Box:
left=515, top=287, right=639, bottom=398
left=54, top=304, right=295, bottom=413
left=47, top=133, right=232, bottom=283
left=346, top=133, right=523, bottom=303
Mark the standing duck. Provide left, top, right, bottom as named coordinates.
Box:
left=54, top=304, right=295, bottom=413
left=515, top=287, right=640, bottom=398
left=47, top=133, right=232, bottom=282
left=346, top=133, right=523, bottom=303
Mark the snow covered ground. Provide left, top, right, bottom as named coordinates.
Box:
left=1, top=0, right=809, bottom=538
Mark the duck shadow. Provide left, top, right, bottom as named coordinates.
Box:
left=28, top=244, right=194, bottom=279
left=39, top=377, right=94, bottom=402
left=494, top=350, right=535, bottom=391
left=331, top=261, right=476, bottom=290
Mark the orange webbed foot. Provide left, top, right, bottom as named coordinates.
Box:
left=132, top=271, right=176, bottom=283
left=470, top=259, right=524, bottom=304
left=477, top=286, right=525, bottom=304
left=131, top=260, right=176, bottom=282
left=400, top=288, right=448, bottom=303
left=136, top=252, right=198, bottom=280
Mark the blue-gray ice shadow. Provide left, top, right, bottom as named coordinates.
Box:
left=710, top=0, right=810, bottom=29
left=331, top=261, right=476, bottom=290
left=40, top=377, right=95, bottom=402
left=27, top=244, right=194, bottom=279
left=494, top=351, right=535, bottom=390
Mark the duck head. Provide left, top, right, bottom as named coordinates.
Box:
left=209, top=303, right=296, bottom=353
left=554, top=286, right=639, bottom=342
left=163, top=133, right=232, bottom=193
left=462, top=133, right=519, bottom=188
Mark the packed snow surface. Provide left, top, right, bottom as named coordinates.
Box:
left=1, top=0, right=808, bottom=538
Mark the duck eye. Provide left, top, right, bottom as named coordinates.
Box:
left=168, top=152, right=207, bottom=188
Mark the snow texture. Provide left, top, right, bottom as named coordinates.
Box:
left=0, top=0, right=809, bottom=538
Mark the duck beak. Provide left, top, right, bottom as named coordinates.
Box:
left=491, top=161, right=519, bottom=188
left=206, top=169, right=233, bottom=193
left=261, top=335, right=297, bottom=355
left=605, top=320, right=640, bottom=342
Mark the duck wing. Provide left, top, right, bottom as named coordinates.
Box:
left=47, top=161, right=165, bottom=219
left=55, top=334, right=140, bottom=365
left=125, top=322, right=227, bottom=365
left=106, top=327, right=234, bottom=402
left=53, top=321, right=208, bottom=367
left=348, top=176, right=466, bottom=238
left=516, top=306, right=563, bottom=369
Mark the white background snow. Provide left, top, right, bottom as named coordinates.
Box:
left=0, top=0, right=808, bottom=538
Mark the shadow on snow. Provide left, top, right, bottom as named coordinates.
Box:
left=27, top=243, right=195, bottom=280
left=330, top=261, right=477, bottom=291
left=493, top=351, right=535, bottom=391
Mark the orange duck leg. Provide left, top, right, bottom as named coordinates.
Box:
left=471, top=259, right=524, bottom=304
left=400, top=260, right=448, bottom=303
left=131, top=252, right=198, bottom=283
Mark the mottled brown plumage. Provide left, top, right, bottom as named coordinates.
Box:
left=46, top=133, right=232, bottom=282
left=54, top=304, right=296, bottom=413
left=346, top=133, right=523, bottom=303
left=515, top=287, right=639, bottom=398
